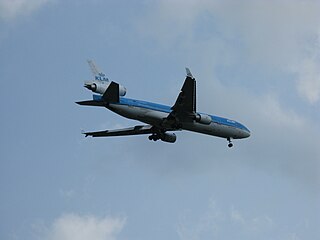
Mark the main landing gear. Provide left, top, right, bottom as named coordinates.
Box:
left=148, top=134, right=160, bottom=141
left=227, top=137, right=233, bottom=148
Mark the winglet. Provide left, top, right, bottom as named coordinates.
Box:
left=186, top=68, right=194, bottom=79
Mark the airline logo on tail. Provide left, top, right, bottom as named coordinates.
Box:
left=85, top=60, right=126, bottom=96
left=87, top=59, right=109, bottom=81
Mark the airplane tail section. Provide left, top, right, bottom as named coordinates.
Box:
left=102, top=81, right=119, bottom=103
left=75, top=100, right=105, bottom=107
left=84, top=60, right=127, bottom=96
left=76, top=81, right=120, bottom=107
left=87, top=59, right=109, bottom=81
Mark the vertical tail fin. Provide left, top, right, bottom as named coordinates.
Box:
left=102, top=81, right=120, bottom=103
left=87, top=59, right=109, bottom=81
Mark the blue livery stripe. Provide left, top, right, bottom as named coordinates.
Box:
left=92, top=95, right=250, bottom=133
left=119, top=98, right=172, bottom=113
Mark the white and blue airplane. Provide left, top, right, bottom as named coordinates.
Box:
left=77, top=61, right=250, bottom=147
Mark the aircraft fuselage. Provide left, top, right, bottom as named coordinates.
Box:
left=100, top=96, right=250, bottom=140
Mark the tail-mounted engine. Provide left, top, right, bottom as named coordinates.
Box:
left=84, top=80, right=127, bottom=96
left=84, top=60, right=127, bottom=96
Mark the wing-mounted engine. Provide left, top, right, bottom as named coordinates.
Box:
left=84, top=60, right=127, bottom=96
left=195, top=113, right=212, bottom=125
left=160, top=133, right=176, bottom=143
left=148, top=132, right=177, bottom=143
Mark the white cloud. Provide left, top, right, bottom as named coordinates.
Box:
left=177, top=200, right=316, bottom=240
left=230, top=207, right=246, bottom=225
left=256, top=95, right=305, bottom=128
left=0, top=0, right=51, bottom=21
left=130, top=0, right=320, bottom=190
left=208, top=1, right=320, bottom=66
left=136, top=0, right=201, bottom=46
left=136, top=0, right=320, bottom=104
left=177, top=200, right=278, bottom=240
left=59, top=189, right=76, bottom=199
left=41, top=214, right=125, bottom=240
left=230, top=207, right=274, bottom=234
left=177, top=199, right=223, bottom=240
left=295, top=57, right=320, bottom=104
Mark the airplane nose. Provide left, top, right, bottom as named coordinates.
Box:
left=243, top=130, right=250, bottom=138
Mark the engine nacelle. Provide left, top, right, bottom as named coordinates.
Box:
left=195, top=113, right=212, bottom=125
left=84, top=80, right=126, bottom=96
left=160, top=133, right=177, bottom=143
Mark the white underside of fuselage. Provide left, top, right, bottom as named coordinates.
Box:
left=108, top=104, right=248, bottom=140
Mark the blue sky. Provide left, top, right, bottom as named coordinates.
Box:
left=0, top=0, right=319, bottom=240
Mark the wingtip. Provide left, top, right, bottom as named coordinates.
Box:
left=185, top=67, right=194, bottom=78
left=81, top=129, right=89, bottom=137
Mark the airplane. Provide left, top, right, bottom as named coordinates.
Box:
left=76, top=60, right=250, bottom=147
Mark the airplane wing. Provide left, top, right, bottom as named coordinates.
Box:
left=171, top=68, right=196, bottom=114
left=83, top=125, right=155, bottom=137
left=165, top=68, right=197, bottom=126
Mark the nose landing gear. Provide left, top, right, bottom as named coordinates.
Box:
left=227, top=137, right=233, bottom=148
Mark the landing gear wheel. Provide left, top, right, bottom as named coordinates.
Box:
left=227, top=137, right=233, bottom=148
left=148, top=134, right=159, bottom=141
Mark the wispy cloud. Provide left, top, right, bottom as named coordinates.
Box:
left=136, top=0, right=320, bottom=104
left=127, top=0, right=320, bottom=189
left=38, top=213, right=125, bottom=240
left=59, top=189, right=76, bottom=199
left=230, top=206, right=274, bottom=234
left=0, top=0, right=51, bottom=21
left=177, top=200, right=304, bottom=240
left=295, top=56, right=320, bottom=104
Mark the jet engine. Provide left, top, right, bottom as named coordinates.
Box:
left=84, top=80, right=127, bottom=96
left=195, top=113, right=212, bottom=125
left=160, top=133, right=177, bottom=143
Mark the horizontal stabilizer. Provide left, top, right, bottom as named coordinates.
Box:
left=83, top=125, right=154, bottom=137
left=75, top=100, right=105, bottom=106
